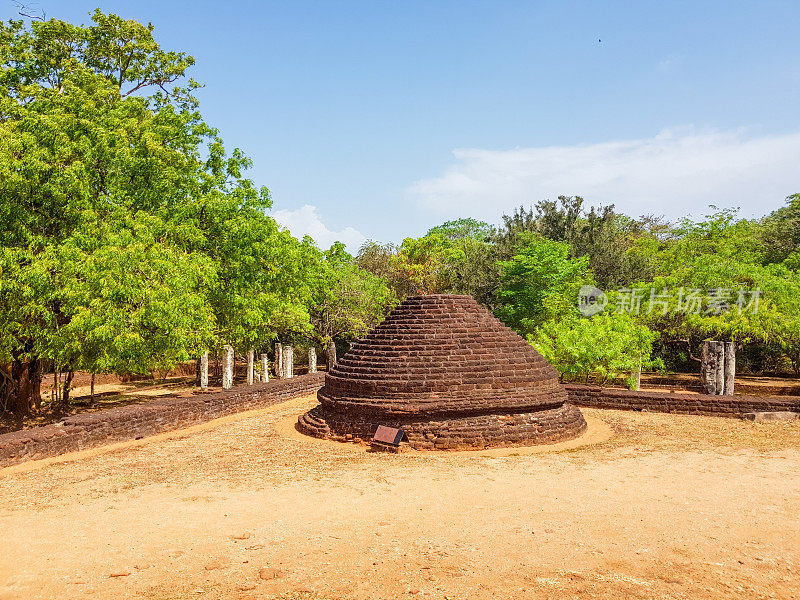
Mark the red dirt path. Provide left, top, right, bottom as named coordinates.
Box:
left=0, top=395, right=798, bottom=600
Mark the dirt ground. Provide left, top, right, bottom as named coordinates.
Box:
left=0, top=396, right=798, bottom=600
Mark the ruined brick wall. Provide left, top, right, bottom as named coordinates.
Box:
left=0, top=373, right=325, bottom=468
left=565, top=384, right=800, bottom=417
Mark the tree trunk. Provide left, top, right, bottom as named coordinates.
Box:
left=0, top=368, right=13, bottom=413
left=8, top=355, right=42, bottom=416
left=90, top=373, right=96, bottom=403
left=61, top=369, right=75, bottom=408
left=723, top=341, right=736, bottom=396
left=326, top=341, right=337, bottom=371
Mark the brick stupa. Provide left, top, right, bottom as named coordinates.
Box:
left=298, top=294, right=587, bottom=450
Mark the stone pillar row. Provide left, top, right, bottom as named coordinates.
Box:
left=222, top=345, right=234, bottom=390
left=206, top=344, right=316, bottom=390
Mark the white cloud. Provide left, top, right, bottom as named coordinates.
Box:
left=409, top=128, right=800, bottom=222
left=272, top=204, right=367, bottom=253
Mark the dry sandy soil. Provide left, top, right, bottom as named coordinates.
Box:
left=0, top=395, right=798, bottom=600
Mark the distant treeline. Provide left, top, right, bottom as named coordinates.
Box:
left=355, top=195, right=800, bottom=385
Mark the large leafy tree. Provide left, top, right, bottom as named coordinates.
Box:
left=496, top=234, right=591, bottom=336
left=359, top=219, right=497, bottom=304
left=757, top=193, right=800, bottom=265
left=494, top=197, right=666, bottom=288
left=636, top=211, right=774, bottom=347
left=426, top=218, right=492, bottom=241
left=0, top=12, right=291, bottom=413
left=194, top=195, right=316, bottom=354
left=307, top=243, right=397, bottom=366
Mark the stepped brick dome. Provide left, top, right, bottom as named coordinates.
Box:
left=298, top=294, right=586, bottom=449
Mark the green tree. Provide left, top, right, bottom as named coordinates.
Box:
left=625, top=209, right=793, bottom=375
left=496, top=234, right=591, bottom=336
left=757, top=193, right=800, bottom=265
left=495, top=197, right=666, bottom=288
left=390, top=234, right=455, bottom=295
left=532, top=313, right=660, bottom=388
left=356, top=240, right=417, bottom=298
left=360, top=223, right=498, bottom=304
left=426, top=218, right=492, bottom=241
left=198, top=198, right=315, bottom=354
left=0, top=12, right=276, bottom=413
left=307, top=243, right=397, bottom=366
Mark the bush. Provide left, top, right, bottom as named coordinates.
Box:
left=531, top=313, right=660, bottom=389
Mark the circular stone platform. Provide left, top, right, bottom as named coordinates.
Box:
left=298, top=294, right=587, bottom=450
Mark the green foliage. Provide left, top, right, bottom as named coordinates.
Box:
left=182, top=191, right=316, bottom=352
left=389, top=233, right=455, bottom=295
left=496, top=234, right=591, bottom=336
left=357, top=229, right=498, bottom=305
left=0, top=12, right=225, bottom=379
left=425, top=218, right=492, bottom=241
left=395, top=218, right=499, bottom=303
left=41, top=212, right=217, bottom=375
left=532, top=313, right=660, bottom=388
left=0, top=11, right=318, bottom=411
left=307, top=243, right=397, bottom=347
left=633, top=209, right=785, bottom=348
left=757, top=193, right=800, bottom=265
left=493, top=197, right=667, bottom=288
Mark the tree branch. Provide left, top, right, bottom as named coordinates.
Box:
left=13, top=1, right=45, bottom=21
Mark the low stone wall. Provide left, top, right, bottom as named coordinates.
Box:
left=0, top=373, right=325, bottom=469
left=565, top=384, right=800, bottom=417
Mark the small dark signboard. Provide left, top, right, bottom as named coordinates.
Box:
left=372, top=425, right=405, bottom=447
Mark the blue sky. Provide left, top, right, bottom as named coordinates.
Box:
left=13, top=1, right=800, bottom=250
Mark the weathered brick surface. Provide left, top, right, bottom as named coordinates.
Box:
left=298, top=295, right=587, bottom=449
left=565, top=384, right=800, bottom=417
left=0, top=373, right=325, bottom=468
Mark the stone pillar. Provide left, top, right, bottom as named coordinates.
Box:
left=283, top=345, right=294, bottom=379
left=723, top=341, right=736, bottom=396
left=247, top=348, right=254, bottom=385
left=713, top=341, right=725, bottom=395
left=222, top=345, right=234, bottom=390
left=701, top=340, right=735, bottom=395
left=200, top=351, right=209, bottom=389
left=275, top=342, right=283, bottom=379
left=260, top=353, right=269, bottom=383
left=308, top=347, right=317, bottom=373
left=326, top=341, right=337, bottom=370
left=701, top=341, right=715, bottom=394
